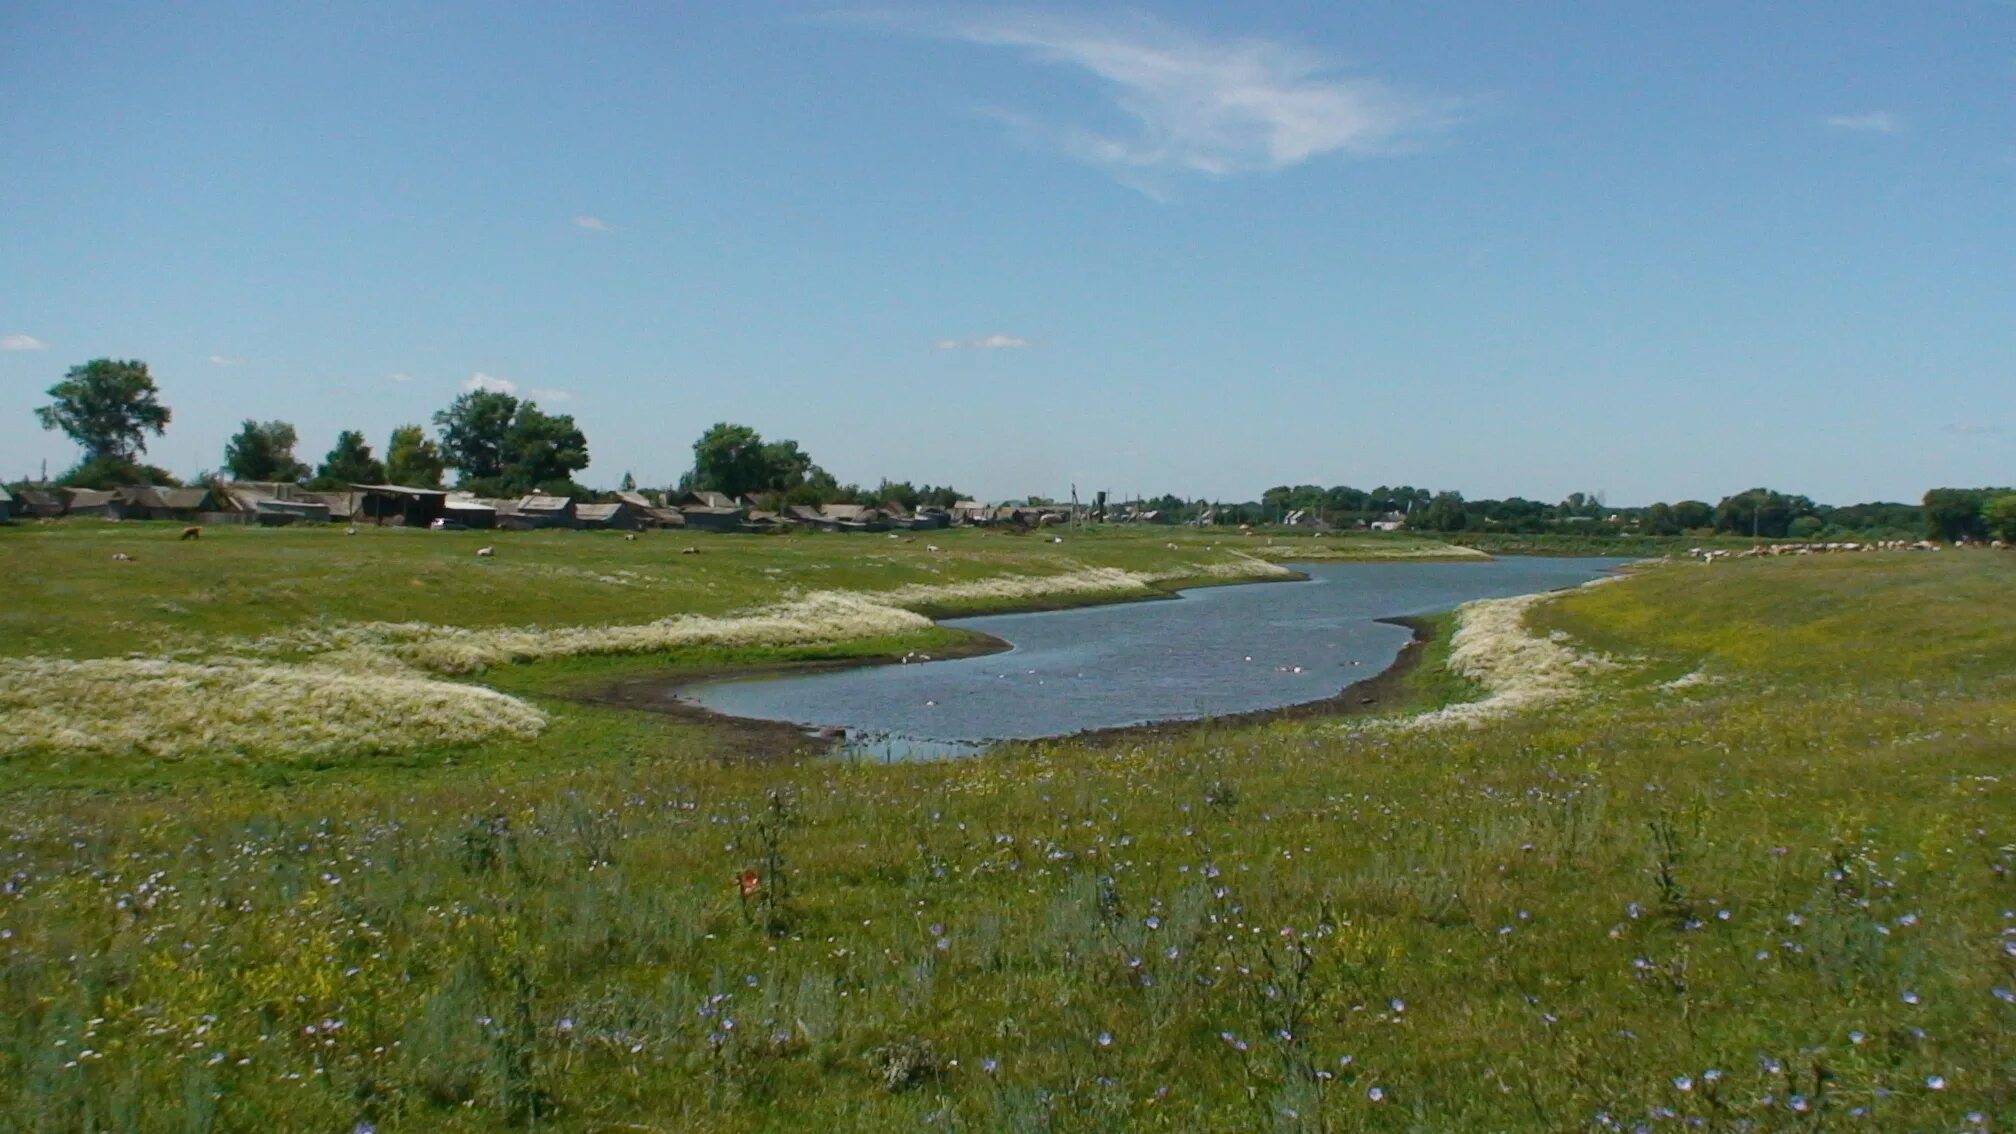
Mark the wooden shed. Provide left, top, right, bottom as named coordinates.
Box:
left=356, top=484, right=449, bottom=527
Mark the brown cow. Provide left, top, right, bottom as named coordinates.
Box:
left=180, top=527, right=201, bottom=541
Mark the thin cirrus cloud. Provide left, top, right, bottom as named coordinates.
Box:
left=874, top=10, right=1457, bottom=191
left=1824, top=110, right=1904, bottom=134
left=935, top=334, right=1034, bottom=350
left=574, top=215, right=612, bottom=232
left=208, top=354, right=245, bottom=366
left=1, top=333, right=49, bottom=350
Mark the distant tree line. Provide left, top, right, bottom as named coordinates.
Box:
left=1115, top=484, right=2016, bottom=543
left=13, top=357, right=2014, bottom=539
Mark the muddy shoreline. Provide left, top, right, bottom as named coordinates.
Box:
left=566, top=628, right=1016, bottom=761
left=569, top=611, right=1436, bottom=762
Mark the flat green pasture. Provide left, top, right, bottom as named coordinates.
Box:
left=0, top=522, right=1461, bottom=660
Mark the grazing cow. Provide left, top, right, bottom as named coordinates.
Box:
left=180, top=526, right=201, bottom=541
left=623, top=533, right=638, bottom=542
left=345, top=526, right=358, bottom=536
left=680, top=546, right=701, bottom=555
left=111, top=552, right=133, bottom=562
left=476, top=546, right=495, bottom=557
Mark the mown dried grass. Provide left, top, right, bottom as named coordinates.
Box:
left=1389, top=582, right=1622, bottom=729
left=236, top=561, right=1291, bottom=677
left=0, top=656, right=547, bottom=761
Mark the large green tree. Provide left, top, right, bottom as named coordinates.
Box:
left=689, top=423, right=771, bottom=499
left=430, top=392, right=589, bottom=493
left=314, top=430, right=385, bottom=487
left=1923, top=487, right=2010, bottom=542
left=223, top=420, right=310, bottom=482
left=1713, top=488, right=1816, bottom=539
left=35, top=358, right=171, bottom=462
left=383, top=425, right=446, bottom=488
left=1983, top=494, right=2016, bottom=542
left=1416, top=491, right=1469, bottom=532
left=433, top=390, right=520, bottom=482
left=1670, top=500, right=1715, bottom=531
left=502, top=403, right=590, bottom=491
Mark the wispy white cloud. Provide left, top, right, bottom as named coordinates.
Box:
left=1942, top=422, right=2003, bottom=435
left=935, top=333, right=1035, bottom=350
left=574, top=215, right=612, bottom=232
left=461, top=372, right=518, bottom=395
left=208, top=354, right=245, bottom=366
left=529, top=387, right=574, bottom=403
left=1824, top=110, right=1903, bottom=134
left=387, top=371, right=413, bottom=383
left=1, top=333, right=48, bottom=351
left=877, top=11, right=1454, bottom=191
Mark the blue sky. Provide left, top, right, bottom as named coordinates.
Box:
left=2, top=1, right=2010, bottom=504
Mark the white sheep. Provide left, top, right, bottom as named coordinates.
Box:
left=476, top=546, right=495, bottom=557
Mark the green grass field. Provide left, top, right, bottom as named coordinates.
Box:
left=0, top=522, right=2011, bottom=1131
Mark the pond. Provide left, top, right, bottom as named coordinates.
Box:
left=682, top=557, right=1632, bottom=760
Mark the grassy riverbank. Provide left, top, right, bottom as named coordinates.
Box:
left=0, top=526, right=2011, bottom=1131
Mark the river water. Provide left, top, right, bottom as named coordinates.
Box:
left=683, top=557, right=1631, bottom=760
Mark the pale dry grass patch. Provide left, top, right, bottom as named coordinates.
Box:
left=1385, top=584, right=1622, bottom=730
left=233, top=591, right=932, bottom=675
left=231, top=562, right=1288, bottom=675
left=0, top=656, right=547, bottom=761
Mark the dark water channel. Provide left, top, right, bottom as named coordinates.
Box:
left=684, top=557, right=1631, bottom=761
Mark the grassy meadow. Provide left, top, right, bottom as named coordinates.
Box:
left=0, top=520, right=2012, bottom=1131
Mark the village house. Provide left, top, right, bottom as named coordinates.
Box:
left=676, top=490, right=738, bottom=510
left=783, top=503, right=837, bottom=531
left=110, top=486, right=219, bottom=522
left=224, top=482, right=330, bottom=526
left=575, top=501, right=641, bottom=530
left=442, top=494, right=498, bottom=529
left=303, top=490, right=361, bottom=523
left=506, top=494, right=577, bottom=530
left=62, top=488, right=117, bottom=517
left=12, top=488, right=64, bottom=519
left=679, top=505, right=743, bottom=532
left=0, top=486, right=12, bottom=522
left=817, top=503, right=892, bottom=532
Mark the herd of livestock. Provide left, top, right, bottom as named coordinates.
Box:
left=1686, top=538, right=2007, bottom=561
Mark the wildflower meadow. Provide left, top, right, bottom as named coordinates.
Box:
left=0, top=524, right=2010, bottom=1130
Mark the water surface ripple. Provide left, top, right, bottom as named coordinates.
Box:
left=684, top=557, right=1630, bottom=760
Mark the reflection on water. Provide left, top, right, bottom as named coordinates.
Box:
left=684, top=557, right=1631, bottom=761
